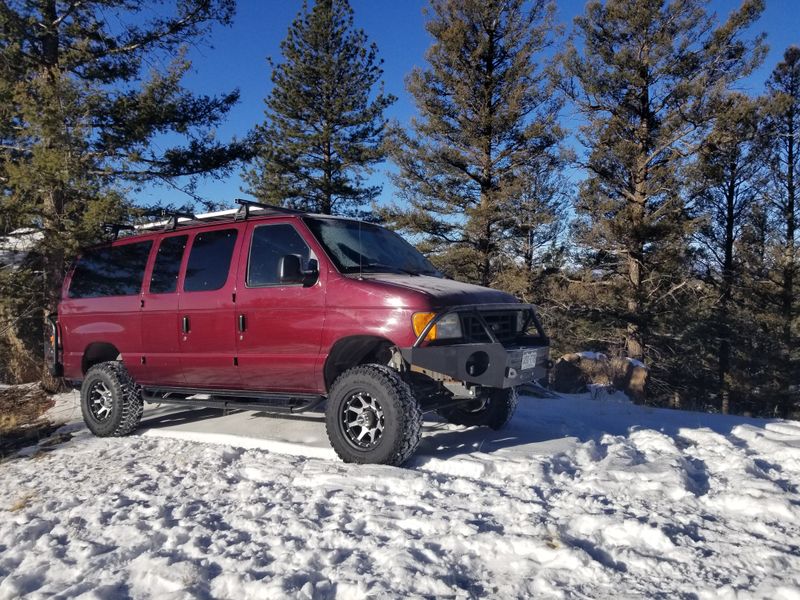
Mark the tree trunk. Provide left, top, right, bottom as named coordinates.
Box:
left=626, top=60, right=651, bottom=363
left=782, top=101, right=795, bottom=349
left=718, top=162, right=737, bottom=415
left=626, top=175, right=646, bottom=362
left=476, top=23, right=496, bottom=288
left=39, top=0, right=66, bottom=384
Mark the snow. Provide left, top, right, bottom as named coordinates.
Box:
left=0, top=228, right=42, bottom=269
left=576, top=351, right=608, bottom=361
left=2, top=390, right=800, bottom=598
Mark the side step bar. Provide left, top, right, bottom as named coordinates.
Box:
left=142, top=386, right=326, bottom=414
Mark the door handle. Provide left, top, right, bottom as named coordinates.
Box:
left=182, top=315, right=190, bottom=334
left=238, top=314, right=246, bottom=332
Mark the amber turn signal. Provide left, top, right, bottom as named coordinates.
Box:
left=412, top=312, right=437, bottom=340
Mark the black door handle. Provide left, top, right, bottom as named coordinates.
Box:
left=238, top=314, right=246, bottom=332
left=182, top=315, right=190, bottom=334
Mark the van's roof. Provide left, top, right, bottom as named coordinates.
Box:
left=105, top=205, right=361, bottom=245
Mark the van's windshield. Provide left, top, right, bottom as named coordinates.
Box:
left=303, top=217, right=441, bottom=277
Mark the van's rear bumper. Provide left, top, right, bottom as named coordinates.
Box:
left=399, top=303, right=550, bottom=389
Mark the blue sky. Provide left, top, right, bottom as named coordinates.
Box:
left=132, top=0, right=800, bottom=210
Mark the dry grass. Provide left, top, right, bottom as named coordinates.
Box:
left=8, top=492, right=36, bottom=513
left=0, top=384, right=58, bottom=456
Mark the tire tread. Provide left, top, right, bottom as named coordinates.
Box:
left=81, top=361, right=143, bottom=437
left=326, top=364, right=422, bottom=466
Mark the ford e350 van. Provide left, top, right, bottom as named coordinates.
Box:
left=48, top=200, right=550, bottom=465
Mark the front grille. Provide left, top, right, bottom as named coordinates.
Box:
left=461, top=311, right=518, bottom=342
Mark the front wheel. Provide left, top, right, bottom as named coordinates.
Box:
left=438, top=387, right=518, bottom=430
left=80, top=361, right=143, bottom=437
left=325, top=364, right=422, bottom=466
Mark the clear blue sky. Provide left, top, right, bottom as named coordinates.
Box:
left=132, top=0, right=800, bottom=210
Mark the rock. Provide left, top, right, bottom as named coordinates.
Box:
left=551, top=353, right=649, bottom=402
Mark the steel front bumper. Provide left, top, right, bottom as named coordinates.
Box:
left=399, top=303, right=550, bottom=389
left=400, top=342, right=549, bottom=388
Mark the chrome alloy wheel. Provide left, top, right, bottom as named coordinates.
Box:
left=341, top=392, right=385, bottom=448
left=88, top=380, right=114, bottom=421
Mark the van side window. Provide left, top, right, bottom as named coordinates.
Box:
left=149, top=235, right=188, bottom=294
left=69, top=241, right=153, bottom=299
left=184, top=229, right=238, bottom=292
left=248, top=224, right=311, bottom=287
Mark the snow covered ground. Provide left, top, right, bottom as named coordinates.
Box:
left=2, top=389, right=800, bottom=599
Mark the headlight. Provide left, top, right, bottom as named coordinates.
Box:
left=412, top=312, right=462, bottom=341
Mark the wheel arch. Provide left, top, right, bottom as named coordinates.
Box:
left=323, top=335, right=395, bottom=391
left=82, top=342, right=122, bottom=374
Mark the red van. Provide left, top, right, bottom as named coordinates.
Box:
left=49, top=201, right=550, bottom=465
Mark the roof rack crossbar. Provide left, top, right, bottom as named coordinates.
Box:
left=235, top=198, right=305, bottom=220
left=101, top=223, right=135, bottom=241
left=138, top=209, right=196, bottom=231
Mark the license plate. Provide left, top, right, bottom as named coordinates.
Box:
left=521, top=350, right=538, bottom=371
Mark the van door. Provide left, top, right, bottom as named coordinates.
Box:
left=139, top=233, right=188, bottom=386
left=235, top=220, right=325, bottom=392
left=178, top=225, right=242, bottom=389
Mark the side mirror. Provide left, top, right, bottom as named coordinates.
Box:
left=279, top=255, right=319, bottom=287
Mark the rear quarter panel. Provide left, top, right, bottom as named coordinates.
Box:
left=59, top=235, right=158, bottom=381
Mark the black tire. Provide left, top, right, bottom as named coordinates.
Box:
left=438, top=387, right=518, bottom=430
left=80, top=361, right=143, bottom=437
left=325, top=364, right=422, bottom=466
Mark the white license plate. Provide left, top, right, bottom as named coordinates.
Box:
left=521, top=350, right=538, bottom=371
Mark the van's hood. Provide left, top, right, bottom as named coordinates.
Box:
left=357, top=274, right=517, bottom=306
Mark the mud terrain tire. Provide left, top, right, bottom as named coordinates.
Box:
left=438, top=387, right=518, bottom=430
left=326, top=364, right=422, bottom=466
left=80, top=362, right=143, bottom=437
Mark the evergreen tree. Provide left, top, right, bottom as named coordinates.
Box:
left=764, top=46, right=799, bottom=351
left=386, top=0, right=564, bottom=287
left=561, top=0, right=766, bottom=366
left=243, top=0, right=395, bottom=216
left=688, top=93, right=765, bottom=413
left=0, top=0, right=249, bottom=383
left=756, top=45, right=800, bottom=414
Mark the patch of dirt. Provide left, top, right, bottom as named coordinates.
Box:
left=0, top=384, right=59, bottom=457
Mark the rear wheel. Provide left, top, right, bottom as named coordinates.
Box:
left=325, top=364, right=422, bottom=466
left=438, top=387, right=518, bottom=430
left=80, top=362, right=143, bottom=437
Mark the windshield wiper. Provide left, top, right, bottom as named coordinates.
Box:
left=361, top=262, right=421, bottom=276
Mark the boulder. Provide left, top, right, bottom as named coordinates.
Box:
left=551, top=352, right=648, bottom=402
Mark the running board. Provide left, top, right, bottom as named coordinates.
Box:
left=142, top=387, right=325, bottom=414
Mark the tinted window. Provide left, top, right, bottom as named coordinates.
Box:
left=149, top=235, right=187, bottom=294
left=184, top=229, right=238, bottom=292
left=69, top=240, right=153, bottom=299
left=248, top=224, right=312, bottom=287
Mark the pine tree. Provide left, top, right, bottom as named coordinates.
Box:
left=687, top=93, right=765, bottom=413
left=386, top=0, right=564, bottom=287
left=0, top=0, right=249, bottom=383
left=764, top=46, right=799, bottom=350
left=561, top=0, right=766, bottom=365
left=759, top=46, right=800, bottom=414
left=243, top=0, right=395, bottom=216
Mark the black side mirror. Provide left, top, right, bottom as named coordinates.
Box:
left=279, top=255, right=319, bottom=287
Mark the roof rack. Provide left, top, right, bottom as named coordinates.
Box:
left=139, top=209, right=197, bottom=231
left=102, top=223, right=135, bottom=240
left=235, top=198, right=305, bottom=220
